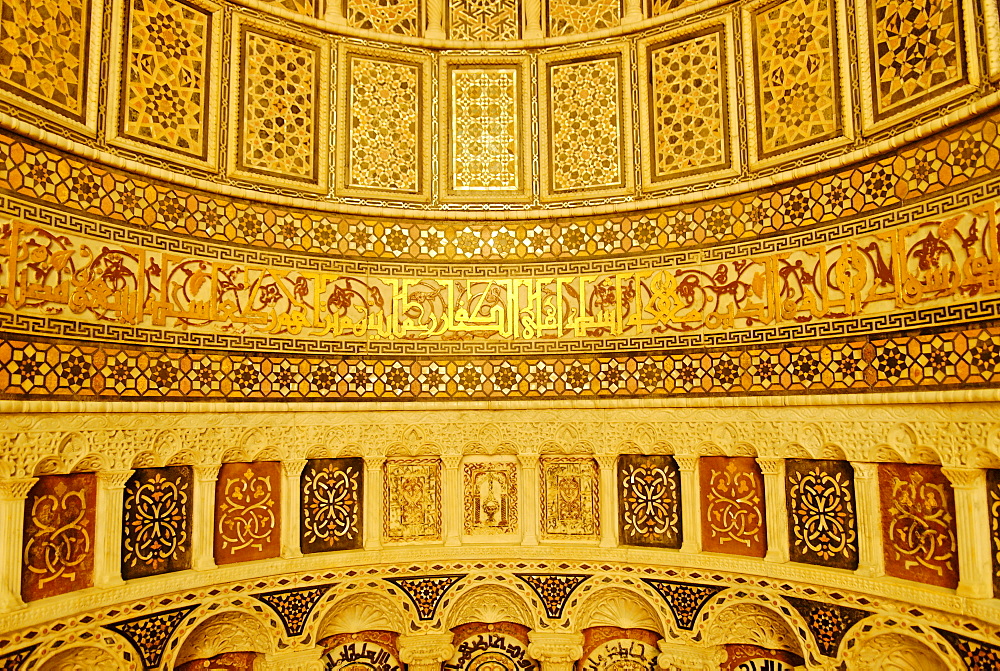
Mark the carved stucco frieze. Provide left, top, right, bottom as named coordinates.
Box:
left=2, top=399, right=999, bottom=478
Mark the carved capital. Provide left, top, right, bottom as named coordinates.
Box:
left=755, top=457, right=784, bottom=476
left=397, top=633, right=455, bottom=666
left=517, top=453, right=540, bottom=469
left=192, top=464, right=219, bottom=483
left=941, top=466, right=986, bottom=489
left=527, top=632, right=584, bottom=665
left=441, top=454, right=463, bottom=470
left=97, top=469, right=133, bottom=490
left=0, top=477, right=37, bottom=501
left=281, top=459, right=309, bottom=478
left=673, top=455, right=698, bottom=472
left=595, top=454, right=617, bottom=470
left=851, top=462, right=880, bottom=479
left=365, top=456, right=386, bottom=471
left=655, top=641, right=726, bottom=670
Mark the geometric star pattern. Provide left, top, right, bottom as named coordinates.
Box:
left=104, top=605, right=198, bottom=668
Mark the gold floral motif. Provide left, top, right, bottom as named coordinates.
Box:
left=218, top=467, right=277, bottom=554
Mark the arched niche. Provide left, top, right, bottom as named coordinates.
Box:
left=575, top=586, right=664, bottom=633
left=38, top=646, right=124, bottom=671
left=573, top=588, right=665, bottom=671
left=701, top=603, right=803, bottom=660
left=316, top=591, right=407, bottom=637
left=444, top=583, right=534, bottom=628
left=173, top=611, right=273, bottom=669
left=844, top=632, right=950, bottom=670
left=316, top=593, right=406, bottom=671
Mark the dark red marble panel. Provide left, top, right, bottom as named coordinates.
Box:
left=214, top=462, right=281, bottom=565
left=21, top=473, right=97, bottom=602
left=879, top=463, right=958, bottom=589
left=988, top=469, right=1000, bottom=597
left=700, top=456, right=767, bottom=558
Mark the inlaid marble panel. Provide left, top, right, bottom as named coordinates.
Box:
left=618, top=454, right=681, bottom=548
left=450, top=0, right=518, bottom=39
left=236, top=25, right=319, bottom=184
left=0, top=0, right=92, bottom=122
left=989, top=469, right=1000, bottom=598
left=384, top=458, right=441, bottom=541
left=214, top=461, right=281, bottom=564
left=785, top=459, right=857, bottom=570
left=348, top=0, right=419, bottom=36
left=548, top=0, right=620, bottom=36
left=300, top=458, right=363, bottom=553
left=540, top=457, right=599, bottom=539
left=451, top=68, right=519, bottom=191
left=121, top=0, right=212, bottom=160
left=346, top=54, right=421, bottom=194
left=547, top=55, right=623, bottom=193
left=866, top=0, right=966, bottom=121
left=700, top=456, right=766, bottom=557
left=122, top=466, right=193, bottom=579
left=878, top=462, right=958, bottom=589
left=752, top=0, right=840, bottom=158
left=648, top=27, right=728, bottom=182
left=22, top=473, right=96, bottom=601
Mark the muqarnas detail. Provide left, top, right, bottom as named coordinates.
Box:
left=785, top=459, right=857, bottom=569
left=618, top=454, right=681, bottom=548
left=122, top=466, right=193, bottom=579
left=301, top=458, right=363, bottom=553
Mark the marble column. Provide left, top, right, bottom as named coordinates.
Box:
left=425, top=0, right=446, bottom=40
left=942, top=467, right=994, bottom=599
left=757, top=458, right=789, bottom=563
left=623, top=0, right=644, bottom=24
left=0, top=477, right=36, bottom=610
left=852, top=462, right=884, bottom=578
left=675, top=456, right=701, bottom=554
left=398, top=632, right=455, bottom=671
left=656, top=640, right=726, bottom=671
left=443, top=455, right=463, bottom=546
left=596, top=454, right=619, bottom=548
left=94, top=470, right=132, bottom=588
left=527, top=632, right=583, bottom=671
left=281, top=459, right=307, bottom=560
left=518, top=453, right=540, bottom=545
left=522, top=0, right=543, bottom=39
left=364, top=456, right=385, bottom=551
left=192, top=465, right=219, bottom=571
